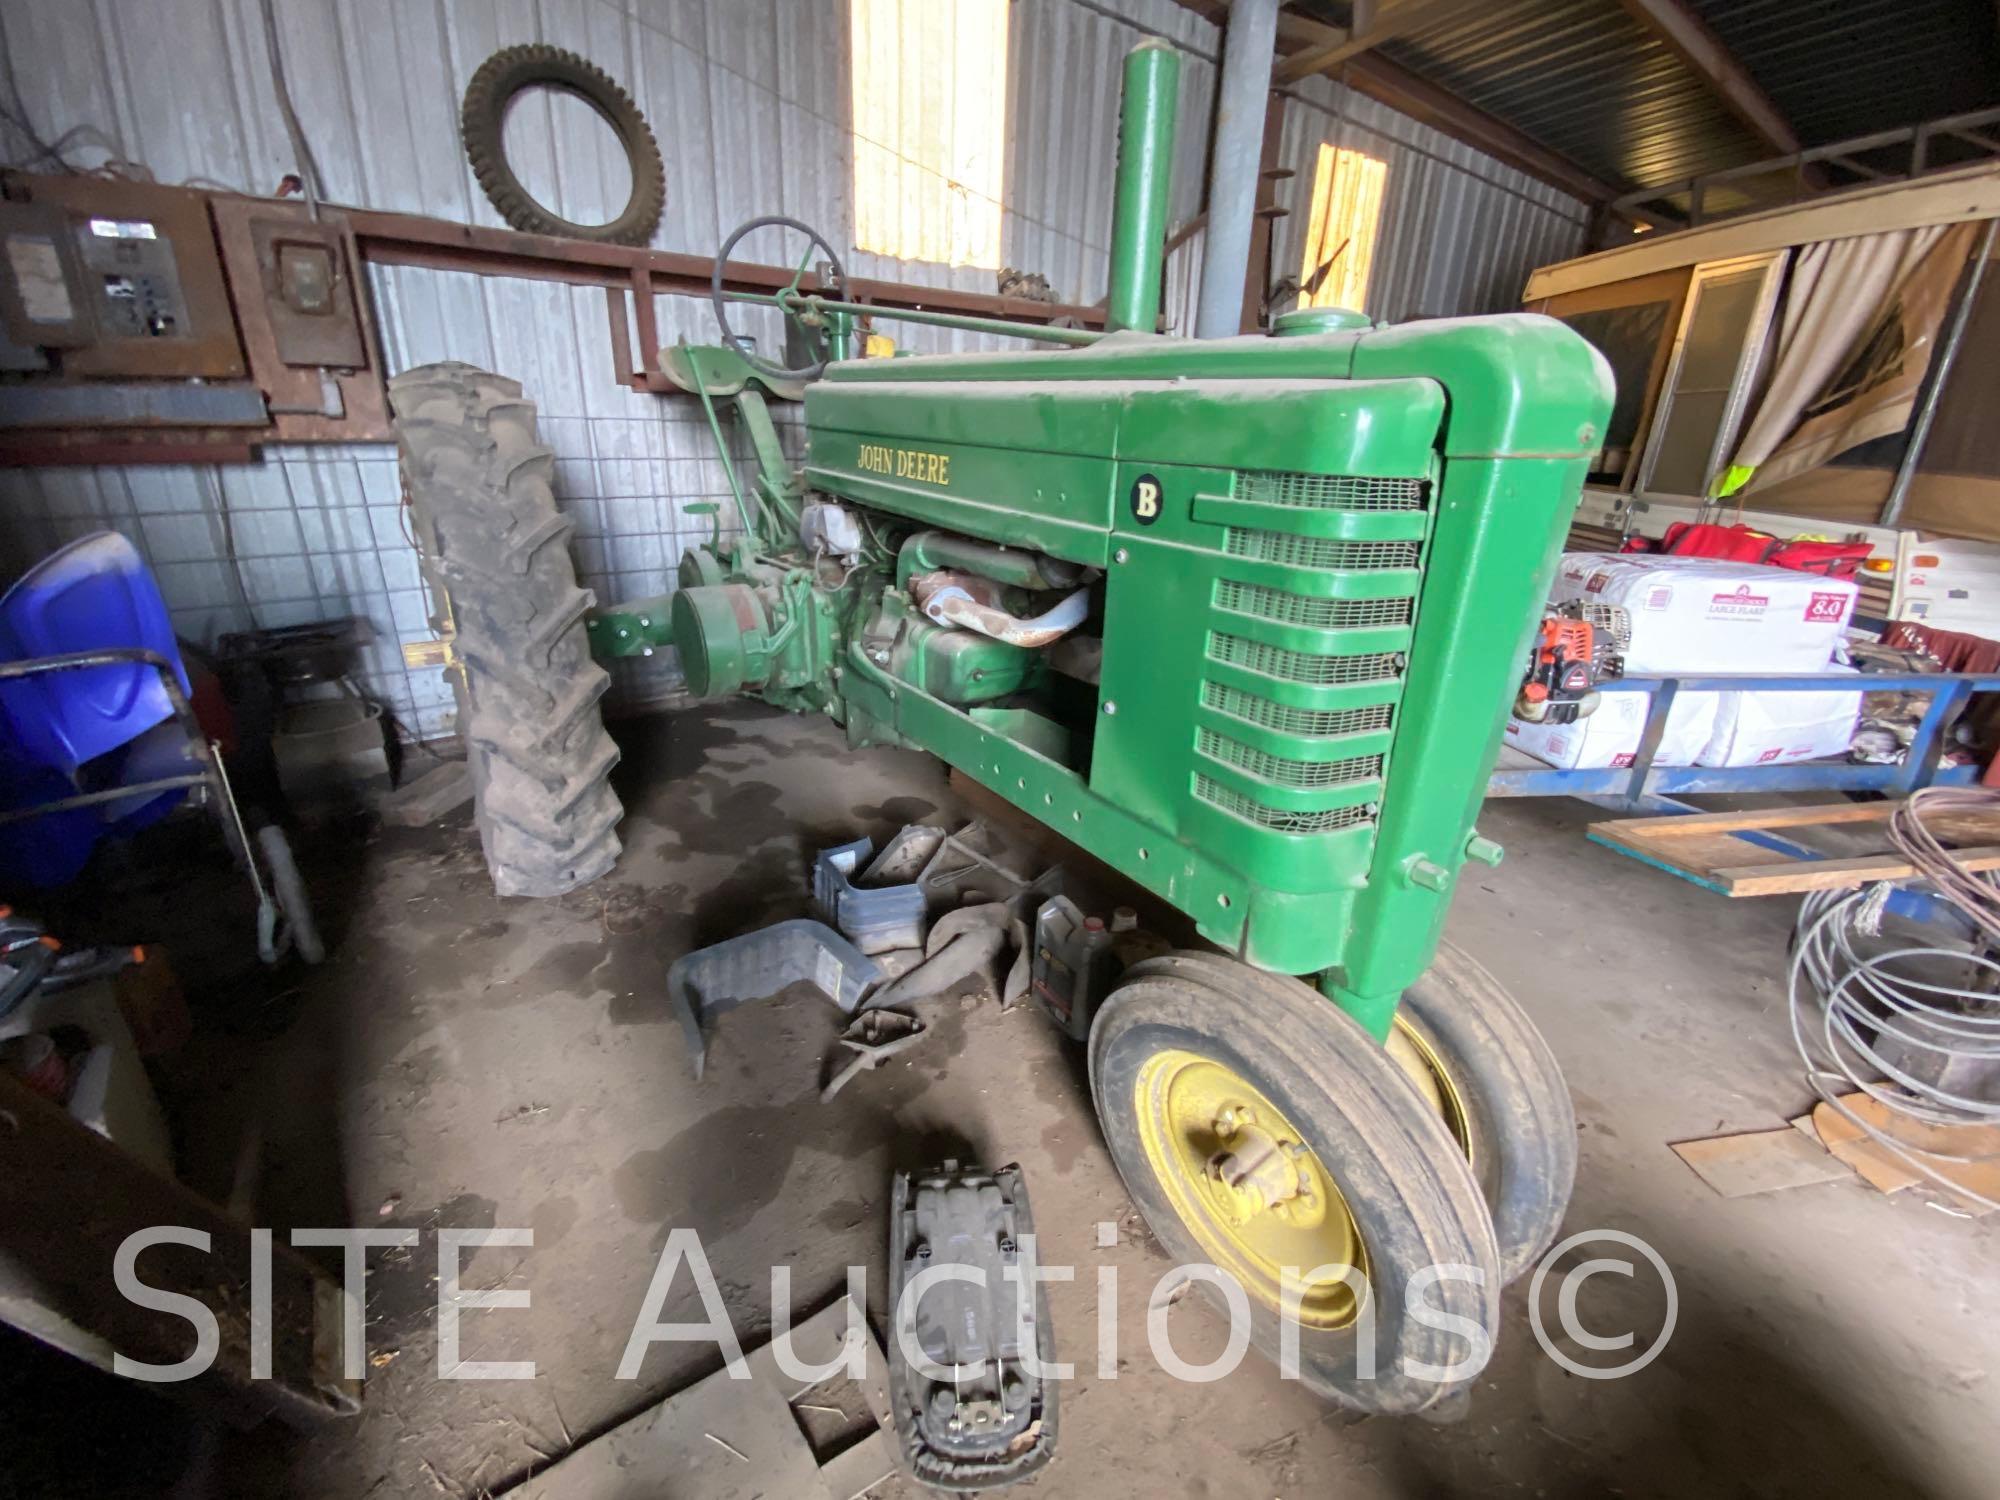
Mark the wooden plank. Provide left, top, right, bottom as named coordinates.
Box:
left=1717, top=845, right=2000, bottom=896
left=1596, top=801, right=1897, bottom=838
left=1598, top=802, right=2000, bottom=845
left=1587, top=797, right=2000, bottom=895
left=1585, top=836, right=1735, bottom=895
left=1584, top=821, right=1792, bottom=880
left=1522, top=162, right=2000, bottom=301
left=1625, top=829, right=1796, bottom=872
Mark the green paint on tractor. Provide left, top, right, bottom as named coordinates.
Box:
left=633, top=317, right=1610, bottom=1041
left=591, top=34, right=1613, bottom=1043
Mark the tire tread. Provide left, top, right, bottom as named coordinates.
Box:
left=389, top=362, right=623, bottom=897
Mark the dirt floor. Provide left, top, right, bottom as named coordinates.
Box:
left=12, top=699, right=1999, bottom=1499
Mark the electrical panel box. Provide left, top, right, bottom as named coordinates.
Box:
left=0, top=201, right=92, bottom=350
left=251, top=216, right=366, bottom=369
left=0, top=175, right=246, bottom=379
left=75, top=215, right=192, bottom=340
left=0, top=175, right=390, bottom=455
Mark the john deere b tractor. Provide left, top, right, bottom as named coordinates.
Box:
left=391, top=40, right=1612, bottom=1413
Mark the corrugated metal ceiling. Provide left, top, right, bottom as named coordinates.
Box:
left=1684, top=0, right=2000, bottom=147
left=1293, top=0, right=2000, bottom=203
left=1375, top=0, right=1766, bottom=193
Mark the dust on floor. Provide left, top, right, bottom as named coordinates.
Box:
left=40, top=702, right=2000, bottom=1497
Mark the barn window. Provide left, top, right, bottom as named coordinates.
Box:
left=850, top=0, right=1009, bottom=270
left=1299, top=145, right=1388, bottom=314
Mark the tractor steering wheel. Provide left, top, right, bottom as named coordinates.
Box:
left=711, top=216, right=850, bottom=381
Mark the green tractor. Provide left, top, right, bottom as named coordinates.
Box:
left=391, top=39, right=1611, bottom=1413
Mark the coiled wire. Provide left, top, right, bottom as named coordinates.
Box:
left=1789, top=787, right=2000, bottom=1210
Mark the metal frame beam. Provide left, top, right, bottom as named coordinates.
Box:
left=347, top=207, right=1107, bottom=329
left=1610, top=107, right=2000, bottom=227
left=1528, top=160, right=2000, bottom=300
left=1614, top=0, right=1802, bottom=159
left=348, top=207, right=1112, bottom=399
left=1488, top=670, right=2000, bottom=805
left=1274, top=0, right=1479, bottom=83
left=1, top=187, right=1116, bottom=464
left=1171, top=1, right=1628, bottom=211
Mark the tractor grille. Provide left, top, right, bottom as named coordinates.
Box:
left=1223, top=529, right=1422, bottom=571
left=1235, top=471, right=1428, bottom=512
left=1197, top=729, right=1381, bottom=789
left=1195, top=776, right=1376, bottom=833
left=1201, top=683, right=1394, bottom=738
left=1208, top=633, right=1400, bottom=686
left=1213, top=580, right=1412, bottom=631
left=1189, top=468, right=1429, bottom=848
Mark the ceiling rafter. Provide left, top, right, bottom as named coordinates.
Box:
left=1171, top=0, right=1635, bottom=210
left=1273, top=0, right=1480, bottom=83
left=1613, top=0, right=1803, bottom=157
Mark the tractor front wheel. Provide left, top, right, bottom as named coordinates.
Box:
left=1089, top=953, right=1500, bottom=1414
left=1393, top=939, right=1577, bottom=1285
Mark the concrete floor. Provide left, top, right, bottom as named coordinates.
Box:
left=32, top=700, right=2000, bottom=1497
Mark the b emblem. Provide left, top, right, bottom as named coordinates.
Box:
left=1130, top=473, right=1162, bottom=525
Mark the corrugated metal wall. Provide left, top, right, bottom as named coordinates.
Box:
left=1274, top=73, right=1591, bottom=323
left=0, top=0, right=1579, bottom=737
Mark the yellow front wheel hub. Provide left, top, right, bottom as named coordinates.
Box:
left=1132, top=1050, right=1366, bottom=1329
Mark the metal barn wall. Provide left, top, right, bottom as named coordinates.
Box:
left=0, top=0, right=1575, bottom=736
left=1274, top=72, right=1592, bottom=324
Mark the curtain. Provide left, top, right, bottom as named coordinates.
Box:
left=1717, top=222, right=1974, bottom=497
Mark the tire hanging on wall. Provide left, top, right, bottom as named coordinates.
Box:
left=460, top=44, right=666, bottom=246
left=388, top=362, right=623, bottom=898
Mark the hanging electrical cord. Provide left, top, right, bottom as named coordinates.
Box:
left=258, top=0, right=324, bottom=220
left=0, top=24, right=73, bottom=173
left=1789, top=787, right=2000, bottom=1211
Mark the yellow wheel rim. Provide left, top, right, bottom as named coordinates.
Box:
left=1387, top=1016, right=1476, bottom=1172
left=1132, top=1049, right=1366, bottom=1329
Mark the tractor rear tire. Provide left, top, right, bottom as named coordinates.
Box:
left=388, top=362, right=622, bottom=898
left=1395, top=939, right=1577, bottom=1286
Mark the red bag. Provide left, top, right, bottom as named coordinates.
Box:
left=1620, top=522, right=1872, bottom=580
